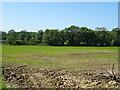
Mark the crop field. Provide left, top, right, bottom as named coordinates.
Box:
left=2, top=46, right=120, bottom=88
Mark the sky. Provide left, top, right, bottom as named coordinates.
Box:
left=2, top=2, right=118, bottom=32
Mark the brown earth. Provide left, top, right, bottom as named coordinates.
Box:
left=2, top=64, right=120, bottom=88
left=3, top=53, right=58, bottom=61
left=70, top=51, right=117, bottom=56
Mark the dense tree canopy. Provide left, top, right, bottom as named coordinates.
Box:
left=0, top=25, right=120, bottom=46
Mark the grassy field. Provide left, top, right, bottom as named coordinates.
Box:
left=2, top=45, right=118, bottom=71
left=2, top=45, right=119, bottom=88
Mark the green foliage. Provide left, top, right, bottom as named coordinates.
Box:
left=0, top=77, right=7, bottom=89
left=7, top=36, right=16, bottom=45
left=1, top=26, right=120, bottom=46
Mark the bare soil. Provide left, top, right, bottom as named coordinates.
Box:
left=4, top=53, right=58, bottom=61
left=70, top=52, right=117, bottom=56
left=2, top=64, right=120, bottom=88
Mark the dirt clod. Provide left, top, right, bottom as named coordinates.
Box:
left=2, top=64, right=120, bottom=88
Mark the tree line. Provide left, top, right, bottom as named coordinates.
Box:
left=1, top=25, right=120, bottom=46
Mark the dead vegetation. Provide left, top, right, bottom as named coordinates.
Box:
left=70, top=52, right=116, bottom=56
left=2, top=64, right=120, bottom=88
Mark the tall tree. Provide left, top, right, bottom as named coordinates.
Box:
left=64, top=25, right=80, bottom=45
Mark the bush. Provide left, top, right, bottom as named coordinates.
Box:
left=14, top=40, right=26, bottom=45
